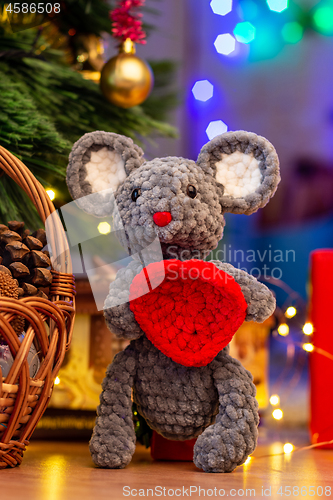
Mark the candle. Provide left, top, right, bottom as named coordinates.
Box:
left=310, top=249, right=333, bottom=448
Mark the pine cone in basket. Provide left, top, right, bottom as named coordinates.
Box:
left=0, top=270, right=25, bottom=335
left=0, top=221, right=52, bottom=302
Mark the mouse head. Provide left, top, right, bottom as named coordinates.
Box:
left=67, top=130, right=280, bottom=260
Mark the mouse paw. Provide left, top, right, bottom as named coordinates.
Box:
left=193, top=423, right=255, bottom=473
left=89, top=429, right=136, bottom=469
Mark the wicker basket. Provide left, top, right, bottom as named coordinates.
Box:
left=0, top=146, right=75, bottom=468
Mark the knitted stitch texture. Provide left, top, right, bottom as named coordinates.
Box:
left=210, top=261, right=276, bottom=322
left=129, top=260, right=248, bottom=367
left=197, top=131, right=280, bottom=215
left=67, top=131, right=144, bottom=217
left=89, top=337, right=258, bottom=473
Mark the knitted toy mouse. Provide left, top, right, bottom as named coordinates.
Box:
left=66, top=130, right=280, bottom=473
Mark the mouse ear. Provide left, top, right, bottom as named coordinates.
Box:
left=197, top=131, right=280, bottom=215
left=66, top=131, right=144, bottom=217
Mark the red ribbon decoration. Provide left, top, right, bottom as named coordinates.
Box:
left=110, top=0, right=147, bottom=44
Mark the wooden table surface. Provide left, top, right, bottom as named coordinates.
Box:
left=1, top=429, right=333, bottom=500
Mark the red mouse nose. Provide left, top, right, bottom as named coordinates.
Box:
left=153, top=212, right=172, bottom=227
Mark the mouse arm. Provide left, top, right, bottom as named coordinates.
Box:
left=104, top=260, right=145, bottom=340
left=211, top=260, right=275, bottom=323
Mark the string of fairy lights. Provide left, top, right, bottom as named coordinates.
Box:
left=246, top=274, right=320, bottom=460
left=263, top=276, right=314, bottom=422
left=271, top=305, right=314, bottom=422
left=243, top=437, right=333, bottom=466
left=239, top=300, right=333, bottom=463
left=253, top=283, right=333, bottom=462
left=269, top=298, right=316, bottom=420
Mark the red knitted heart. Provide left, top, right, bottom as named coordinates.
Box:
left=129, top=259, right=247, bottom=367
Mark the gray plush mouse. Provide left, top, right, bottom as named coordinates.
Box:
left=66, top=130, right=280, bottom=473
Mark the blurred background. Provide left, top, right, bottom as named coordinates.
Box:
left=1, top=0, right=333, bottom=445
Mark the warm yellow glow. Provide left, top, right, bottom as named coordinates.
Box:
left=81, top=70, right=101, bottom=82
left=303, top=343, right=314, bottom=353
left=122, top=59, right=144, bottom=79
left=270, top=394, right=280, bottom=406
left=269, top=443, right=283, bottom=468
left=77, top=54, right=87, bottom=63
left=243, top=456, right=252, bottom=465
left=96, top=40, right=104, bottom=55
left=270, top=442, right=283, bottom=454
left=303, top=322, right=314, bottom=335
left=41, top=455, right=67, bottom=500
left=278, top=323, right=289, bottom=336
left=46, top=189, right=56, bottom=201
left=285, top=306, right=297, bottom=318
left=272, top=408, right=283, bottom=420
left=98, top=222, right=111, bottom=235
left=54, top=376, right=60, bottom=385
left=283, top=443, right=294, bottom=454
left=123, top=37, right=136, bottom=54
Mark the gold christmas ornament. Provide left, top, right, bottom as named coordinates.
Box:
left=100, top=38, right=154, bottom=108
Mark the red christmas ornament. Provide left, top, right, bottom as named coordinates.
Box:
left=129, top=260, right=247, bottom=367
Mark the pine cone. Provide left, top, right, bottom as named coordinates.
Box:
left=0, top=270, right=25, bottom=335
left=0, top=221, right=52, bottom=302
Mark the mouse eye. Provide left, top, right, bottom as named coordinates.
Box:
left=187, top=185, right=197, bottom=199
left=131, top=188, right=141, bottom=202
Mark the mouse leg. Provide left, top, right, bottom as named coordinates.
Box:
left=193, top=351, right=259, bottom=473
left=89, top=346, right=137, bottom=468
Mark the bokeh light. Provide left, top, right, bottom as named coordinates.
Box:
left=270, top=394, right=280, bottom=406
left=282, top=22, right=304, bottom=44
left=46, top=189, right=56, bottom=201
left=54, top=376, right=60, bottom=385
left=278, top=323, right=289, bottom=336
left=270, top=442, right=283, bottom=454
left=283, top=443, right=294, bottom=453
left=210, top=0, right=233, bottom=16
left=234, top=21, right=256, bottom=43
left=192, top=80, right=214, bottom=102
left=98, top=222, right=111, bottom=235
left=303, top=322, right=314, bottom=335
left=206, top=120, right=228, bottom=140
left=267, top=0, right=288, bottom=13
left=238, top=0, right=258, bottom=21
left=303, top=343, right=314, bottom=352
left=285, top=306, right=297, bottom=318
left=272, top=408, right=284, bottom=420
left=249, top=23, right=282, bottom=60
left=313, top=5, right=333, bottom=35
left=214, top=33, right=236, bottom=55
